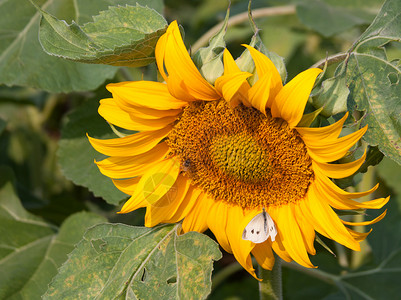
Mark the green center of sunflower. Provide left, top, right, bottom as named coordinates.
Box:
left=167, top=100, right=314, bottom=209
left=210, top=133, right=271, bottom=183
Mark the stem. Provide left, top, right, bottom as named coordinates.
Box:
left=310, top=53, right=348, bottom=69
left=191, top=5, right=296, bottom=53
left=258, top=255, right=282, bottom=300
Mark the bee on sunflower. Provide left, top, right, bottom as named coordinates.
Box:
left=89, top=21, right=388, bottom=279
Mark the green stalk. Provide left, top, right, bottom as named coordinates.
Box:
left=258, top=255, right=282, bottom=300
left=191, top=5, right=296, bottom=53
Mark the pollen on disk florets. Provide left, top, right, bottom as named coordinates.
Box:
left=167, top=100, right=314, bottom=209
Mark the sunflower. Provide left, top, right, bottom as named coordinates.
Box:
left=88, top=21, right=389, bottom=279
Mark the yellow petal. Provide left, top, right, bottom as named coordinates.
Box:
left=99, top=98, right=176, bottom=131
left=247, top=72, right=272, bottom=115
left=168, top=186, right=203, bottom=223
left=293, top=202, right=316, bottom=255
left=96, top=142, right=170, bottom=179
left=223, top=49, right=242, bottom=74
left=341, top=209, right=387, bottom=226
left=107, top=81, right=188, bottom=109
left=269, top=205, right=314, bottom=268
left=215, top=72, right=252, bottom=107
left=182, top=192, right=214, bottom=233
left=119, top=158, right=180, bottom=214
left=112, top=177, right=140, bottom=195
left=117, top=104, right=181, bottom=120
left=302, top=184, right=360, bottom=251
left=271, top=68, right=322, bottom=128
left=252, top=241, right=275, bottom=270
left=296, top=112, right=348, bottom=139
left=226, top=206, right=258, bottom=279
left=156, top=21, right=220, bottom=101
left=242, top=45, right=283, bottom=108
left=314, top=175, right=388, bottom=210
left=304, top=126, right=368, bottom=163
left=314, top=168, right=379, bottom=199
left=118, top=193, right=148, bottom=213
left=155, top=31, right=168, bottom=82
left=88, top=126, right=171, bottom=157
left=347, top=228, right=372, bottom=242
left=270, top=232, right=292, bottom=263
left=312, top=150, right=366, bottom=179
left=207, top=201, right=232, bottom=253
left=145, top=175, right=191, bottom=227
left=220, top=49, right=253, bottom=107
left=166, top=75, right=198, bottom=101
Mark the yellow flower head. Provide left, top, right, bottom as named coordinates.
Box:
left=89, top=21, right=389, bottom=279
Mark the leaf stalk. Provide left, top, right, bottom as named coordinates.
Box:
left=192, top=5, right=296, bottom=53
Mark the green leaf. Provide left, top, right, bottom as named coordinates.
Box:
left=0, top=0, right=112, bottom=92
left=192, top=7, right=229, bottom=84
left=344, top=0, right=401, bottom=165
left=38, top=4, right=167, bottom=67
left=358, top=146, right=384, bottom=174
left=0, top=0, right=163, bottom=92
left=58, top=99, right=127, bottom=205
left=44, top=223, right=222, bottom=299
left=346, top=50, right=401, bottom=164
left=296, top=0, right=382, bottom=37
left=312, top=70, right=349, bottom=117
left=0, top=166, right=106, bottom=299
left=356, top=0, right=401, bottom=45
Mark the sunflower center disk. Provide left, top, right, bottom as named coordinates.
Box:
left=210, top=133, right=271, bottom=183
left=167, top=100, right=314, bottom=209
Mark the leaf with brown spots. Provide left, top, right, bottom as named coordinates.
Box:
left=343, top=0, right=401, bottom=164
left=44, top=224, right=222, bottom=300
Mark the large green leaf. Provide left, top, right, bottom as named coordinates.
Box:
left=0, top=0, right=163, bottom=92
left=44, top=223, right=222, bottom=299
left=0, top=166, right=106, bottom=299
left=347, top=52, right=401, bottom=165
left=311, top=0, right=401, bottom=164
left=296, top=0, right=383, bottom=37
left=345, top=0, right=401, bottom=164
left=38, top=4, right=167, bottom=67
left=58, top=99, right=127, bottom=205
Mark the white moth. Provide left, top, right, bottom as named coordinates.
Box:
left=242, top=208, right=277, bottom=244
